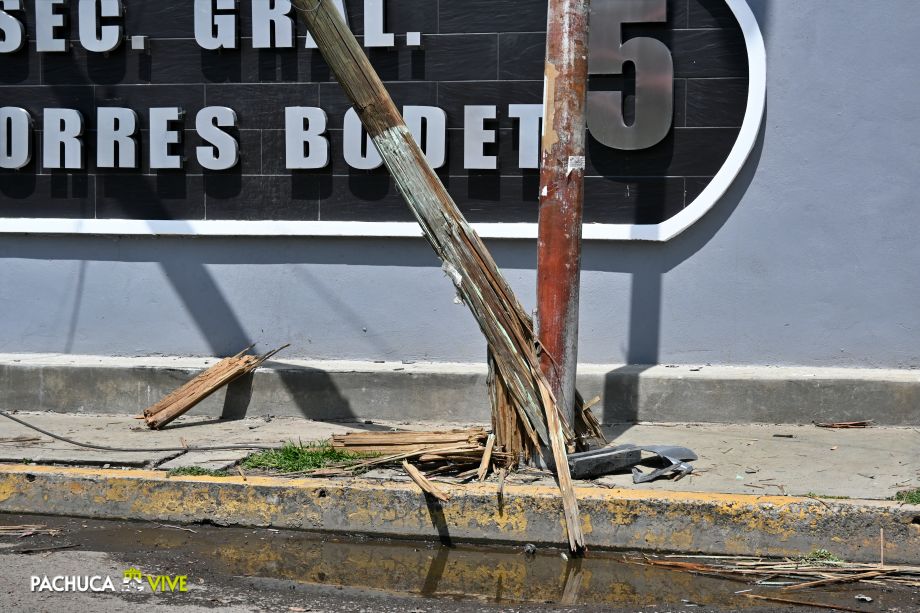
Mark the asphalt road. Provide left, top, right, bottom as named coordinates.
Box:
left=1, top=514, right=917, bottom=613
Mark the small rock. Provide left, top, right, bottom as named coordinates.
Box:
left=855, top=595, right=873, bottom=603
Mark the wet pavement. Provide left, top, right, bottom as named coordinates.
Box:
left=1, top=514, right=917, bottom=612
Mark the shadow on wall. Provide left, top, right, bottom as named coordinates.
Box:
left=598, top=121, right=766, bottom=424
left=593, top=0, right=773, bottom=423
left=31, top=86, right=357, bottom=426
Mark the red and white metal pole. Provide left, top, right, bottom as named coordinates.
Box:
left=537, top=0, right=591, bottom=428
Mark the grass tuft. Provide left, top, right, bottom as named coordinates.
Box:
left=804, top=492, right=850, bottom=500
left=166, top=466, right=230, bottom=478
left=799, top=549, right=842, bottom=564
left=241, top=442, right=364, bottom=473
left=892, top=488, right=920, bottom=505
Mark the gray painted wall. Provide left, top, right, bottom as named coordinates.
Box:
left=1, top=1, right=919, bottom=369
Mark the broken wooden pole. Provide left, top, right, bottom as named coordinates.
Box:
left=290, top=0, right=585, bottom=553
left=143, top=345, right=287, bottom=430
left=536, top=0, right=591, bottom=428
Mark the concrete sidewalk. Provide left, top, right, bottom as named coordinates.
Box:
left=1, top=412, right=917, bottom=500
left=1, top=412, right=918, bottom=563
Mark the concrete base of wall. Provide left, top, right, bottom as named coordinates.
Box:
left=1, top=354, right=918, bottom=425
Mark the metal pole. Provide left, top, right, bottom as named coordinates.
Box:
left=537, top=0, right=591, bottom=428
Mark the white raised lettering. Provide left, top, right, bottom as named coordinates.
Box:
left=404, top=106, right=446, bottom=169
left=36, top=0, right=67, bottom=52
left=508, top=104, right=543, bottom=169
left=195, top=0, right=237, bottom=50
left=0, top=106, right=32, bottom=169
left=149, top=107, right=184, bottom=170
left=43, top=108, right=84, bottom=170
left=78, top=0, right=123, bottom=53
left=463, top=105, right=497, bottom=170
left=364, top=0, right=393, bottom=48
left=285, top=107, right=329, bottom=169
left=0, top=0, right=24, bottom=54
left=252, top=0, right=294, bottom=49
left=97, top=107, right=138, bottom=169
left=196, top=106, right=239, bottom=170
left=343, top=107, right=382, bottom=170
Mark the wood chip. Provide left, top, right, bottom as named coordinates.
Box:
left=477, top=434, right=496, bottom=481
left=815, top=421, right=873, bottom=429
left=402, top=461, right=450, bottom=502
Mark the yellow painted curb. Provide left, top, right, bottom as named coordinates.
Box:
left=1, top=463, right=917, bottom=563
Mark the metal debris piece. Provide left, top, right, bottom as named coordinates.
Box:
left=567, top=444, right=642, bottom=480
left=630, top=445, right=698, bottom=484
left=564, top=443, right=697, bottom=483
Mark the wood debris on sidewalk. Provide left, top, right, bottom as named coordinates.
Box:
left=814, top=420, right=874, bottom=429
left=402, top=461, right=450, bottom=502
left=143, top=345, right=288, bottom=430
left=331, top=428, right=489, bottom=455
left=325, top=428, right=512, bottom=481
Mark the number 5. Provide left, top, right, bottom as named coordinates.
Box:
left=587, top=0, right=674, bottom=151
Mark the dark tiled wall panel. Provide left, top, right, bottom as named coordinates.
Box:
left=0, top=0, right=749, bottom=225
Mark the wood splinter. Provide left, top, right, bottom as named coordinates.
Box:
left=143, top=344, right=288, bottom=430
left=403, top=460, right=451, bottom=502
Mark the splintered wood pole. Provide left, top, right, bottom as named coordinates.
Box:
left=143, top=345, right=288, bottom=430
left=291, top=0, right=585, bottom=553
left=536, top=0, right=591, bottom=428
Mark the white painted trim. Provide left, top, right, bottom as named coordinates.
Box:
left=0, top=0, right=765, bottom=242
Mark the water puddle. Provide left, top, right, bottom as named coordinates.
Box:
left=1, top=514, right=907, bottom=610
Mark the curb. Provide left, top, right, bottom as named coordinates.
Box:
left=1, top=464, right=918, bottom=563
left=3, top=355, right=920, bottom=425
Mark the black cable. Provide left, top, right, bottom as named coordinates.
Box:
left=0, top=411, right=276, bottom=453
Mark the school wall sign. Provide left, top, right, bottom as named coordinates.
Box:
left=0, top=0, right=765, bottom=241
